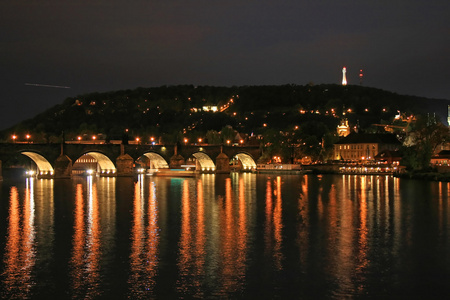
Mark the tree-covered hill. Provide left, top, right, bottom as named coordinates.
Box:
left=2, top=84, right=449, bottom=147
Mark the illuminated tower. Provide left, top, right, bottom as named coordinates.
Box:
left=342, top=67, right=347, bottom=86
left=359, top=69, right=363, bottom=85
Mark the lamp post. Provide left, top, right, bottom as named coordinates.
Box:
left=12, top=135, right=17, bottom=144
left=26, top=134, right=31, bottom=144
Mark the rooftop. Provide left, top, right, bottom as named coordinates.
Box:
left=335, top=132, right=401, bottom=145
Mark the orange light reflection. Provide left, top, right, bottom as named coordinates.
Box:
left=3, top=179, right=37, bottom=298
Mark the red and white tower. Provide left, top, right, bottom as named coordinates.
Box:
left=342, top=67, right=347, bottom=86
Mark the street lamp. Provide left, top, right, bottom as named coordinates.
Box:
left=77, top=136, right=82, bottom=143
left=12, top=135, right=17, bottom=143
left=184, top=138, right=188, bottom=145
left=26, top=134, right=31, bottom=143
left=92, top=135, right=96, bottom=144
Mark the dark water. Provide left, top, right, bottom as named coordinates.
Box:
left=0, top=173, right=449, bottom=299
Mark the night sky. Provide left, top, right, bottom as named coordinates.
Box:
left=1, top=0, right=449, bottom=130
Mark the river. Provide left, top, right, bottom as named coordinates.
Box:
left=0, top=173, right=449, bottom=299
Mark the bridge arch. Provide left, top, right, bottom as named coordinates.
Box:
left=234, top=153, right=257, bottom=170
left=75, top=152, right=117, bottom=175
left=21, top=151, right=54, bottom=176
left=141, top=152, right=170, bottom=169
left=190, top=152, right=216, bottom=172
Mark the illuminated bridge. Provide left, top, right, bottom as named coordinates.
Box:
left=0, top=143, right=261, bottom=179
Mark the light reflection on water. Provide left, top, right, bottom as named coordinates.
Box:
left=0, top=174, right=450, bottom=298
left=128, top=176, right=159, bottom=298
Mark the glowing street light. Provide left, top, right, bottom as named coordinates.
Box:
left=184, top=138, right=188, bottom=145
left=92, top=135, right=96, bottom=144
left=12, top=135, right=17, bottom=143
left=26, top=134, right=31, bottom=143
left=77, top=136, right=82, bottom=143
left=198, top=138, right=203, bottom=144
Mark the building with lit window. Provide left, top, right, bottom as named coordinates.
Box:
left=202, top=105, right=218, bottom=112
left=431, top=150, right=450, bottom=166
left=334, top=133, right=401, bottom=161
left=72, top=154, right=98, bottom=175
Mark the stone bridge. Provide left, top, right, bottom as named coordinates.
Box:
left=0, top=142, right=262, bottom=179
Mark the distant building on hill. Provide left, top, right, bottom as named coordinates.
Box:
left=202, top=105, right=218, bottom=112
left=337, top=119, right=350, bottom=137
left=334, top=133, right=401, bottom=161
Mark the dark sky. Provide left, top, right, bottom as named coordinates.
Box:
left=1, top=0, right=449, bottom=130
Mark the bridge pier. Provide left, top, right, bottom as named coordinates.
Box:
left=170, top=154, right=185, bottom=169
left=215, top=153, right=230, bottom=173
left=53, top=155, right=72, bottom=179
left=116, top=153, right=134, bottom=176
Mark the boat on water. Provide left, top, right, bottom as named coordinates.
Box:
left=148, top=164, right=198, bottom=177
left=153, top=168, right=198, bottom=177
left=256, top=163, right=309, bottom=174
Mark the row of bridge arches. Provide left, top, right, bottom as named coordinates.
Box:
left=22, top=151, right=257, bottom=177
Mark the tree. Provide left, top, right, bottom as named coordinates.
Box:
left=401, top=115, right=450, bottom=170
left=220, top=125, right=235, bottom=144
left=206, top=130, right=221, bottom=144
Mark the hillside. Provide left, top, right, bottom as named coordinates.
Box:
left=2, top=84, right=449, bottom=146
